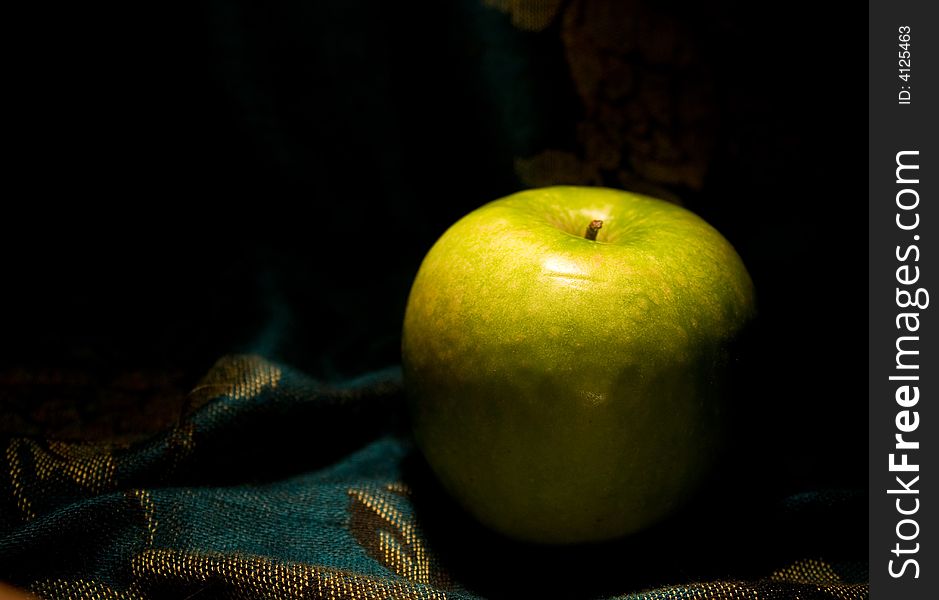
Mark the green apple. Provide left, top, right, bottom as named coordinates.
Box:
left=402, top=186, right=754, bottom=544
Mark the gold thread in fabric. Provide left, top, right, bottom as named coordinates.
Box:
left=163, top=421, right=195, bottom=475
left=823, top=583, right=870, bottom=600
left=40, top=441, right=117, bottom=492
left=627, top=580, right=798, bottom=600
left=482, top=0, right=564, bottom=31
left=625, top=563, right=869, bottom=600
left=131, top=549, right=448, bottom=600
left=127, top=489, right=158, bottom=547
left=6, top=438, right=117, bottom=521
left=347, top=483, right=450, bottom=589
left=6, top=438, right=34, bottom=520
left=384, top=482, right=410, bottom=495
left=624, top=581, right=757, bottom=600
left=770, top=559, right=869, bottom=600
left=771, top=558, right=841, bottom=584
left=29, top=578, right=143, bottom=600
left=188, top=355, right=283, bottom=411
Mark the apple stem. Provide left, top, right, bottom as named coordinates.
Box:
left=585, top=220, right=603, bottom=241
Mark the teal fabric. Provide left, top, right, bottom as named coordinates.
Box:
left=0, top=355, right=867, bottom=599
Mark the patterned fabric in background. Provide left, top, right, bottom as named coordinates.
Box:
left=1, top=356, right=867, bottom=599
left=486, top=0, right=717, bottom=196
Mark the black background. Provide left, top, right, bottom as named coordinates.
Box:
left=4, top=0, right=866, bottom=577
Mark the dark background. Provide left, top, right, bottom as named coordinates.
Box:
left=4, top=0, right=865, bottom=547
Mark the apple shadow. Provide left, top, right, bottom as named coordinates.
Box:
left=401, top=448, right=755, bottom=599
left=398, top=319, right=866, bottom=599
left=401, top=440, right=864, bottom=599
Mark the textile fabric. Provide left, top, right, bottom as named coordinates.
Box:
left=1, top=356, right=867, bottom=599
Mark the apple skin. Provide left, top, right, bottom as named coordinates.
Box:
left=402, top=186, right=755, bottom=544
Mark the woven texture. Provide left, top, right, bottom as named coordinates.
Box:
left=1, top=355, right=867, bottom=599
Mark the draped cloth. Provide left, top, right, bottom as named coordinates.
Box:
left=1, top=355, right=868, bottom=599
left=0, top=0, right=867, bottom=596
